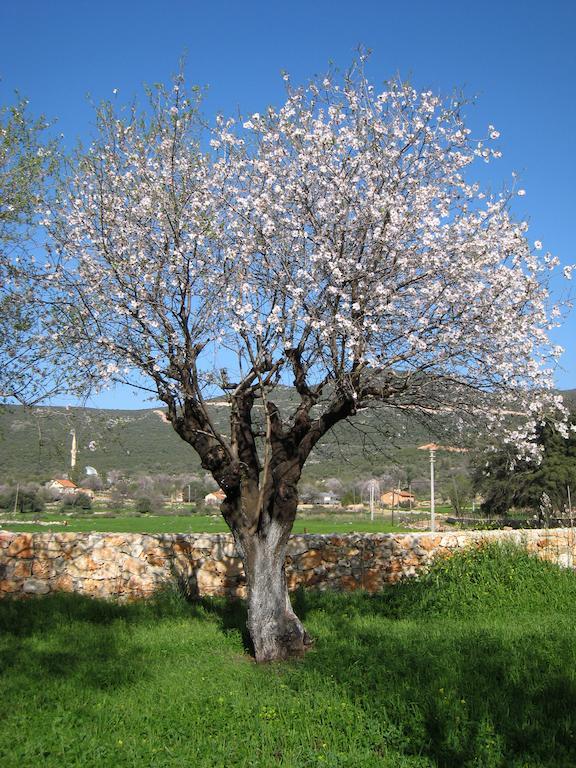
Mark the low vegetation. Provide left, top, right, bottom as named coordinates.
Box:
left=0, top=512, right=408, bottom=535
left=1, top=544, right=575, bottom=767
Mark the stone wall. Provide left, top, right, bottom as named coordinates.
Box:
left=1, top=528, right=575, bottom=601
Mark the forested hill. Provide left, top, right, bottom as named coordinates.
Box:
left=1, top=388, right=574, bottom=483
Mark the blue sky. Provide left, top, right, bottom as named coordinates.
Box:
left=1, top=0, right=575, bottom=407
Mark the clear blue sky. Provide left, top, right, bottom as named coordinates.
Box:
left=1, top=0, right=575, bottom=408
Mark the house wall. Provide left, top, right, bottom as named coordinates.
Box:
left=1, top=529, right=575, bottom=601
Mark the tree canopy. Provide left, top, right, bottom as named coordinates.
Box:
left=13, top=63, right=570, bottom=659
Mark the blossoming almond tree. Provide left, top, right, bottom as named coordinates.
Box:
left=44, top=68, right=566, bottom=661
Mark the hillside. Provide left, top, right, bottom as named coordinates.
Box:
left=1, top=388, right=574, bottom=485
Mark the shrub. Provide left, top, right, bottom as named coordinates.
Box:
left=60, top=492, right=92, bottom=512
left=135, top=495, right=164, bottom=515
left=74, top=492, right=92, bottom=510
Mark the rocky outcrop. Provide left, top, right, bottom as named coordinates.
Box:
left=1, top=528, right=575, bottom=601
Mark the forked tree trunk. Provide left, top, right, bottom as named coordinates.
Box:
left=238, top=518, right=312, bottom=662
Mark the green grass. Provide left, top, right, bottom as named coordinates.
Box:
left=0, top=514, right=406, bottom=535
left=2, top=543, right=576, bottom=767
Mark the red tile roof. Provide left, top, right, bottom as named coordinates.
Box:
left=53, top=478, right=78, bottom=489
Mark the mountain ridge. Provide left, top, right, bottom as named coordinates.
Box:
left=1, top=388, right=574, bottom=485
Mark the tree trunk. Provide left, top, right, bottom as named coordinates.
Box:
left=240, top=519, right=312, bottom=662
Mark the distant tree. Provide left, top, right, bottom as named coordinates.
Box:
left=323, top=478, right=343, bottom=496
left=405, top=464, right=417, bottom=487
left=181, top=479, right=210, bottom=503
left=410, top=477, right=430, bottom=496
left=80, top=475, right=104, bottom=492
left=34, top=63, right=567, bottom=661
left=74, top=492, right=92, bottom=510
left=0, top=95, right=62, bottom=403
left=61, top=492, right=92, bottom=511
left=474, top=417, right=576, bottom=518
left=447, top=472, right=473, bottom=517
left=106, top=488, right=126, bottom=511
left=473, top=449, right=526, bottom=517
left=340, top=490, right=355, bottom=506
left=1, top=486, right=45, bottom=514
left=135, top=495, right=164, bottom=514
left=299, top=484, right=321, bottom=504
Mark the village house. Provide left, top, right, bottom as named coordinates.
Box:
left=204, top=489, right=226, bottom=506
left=46, top=478, right=80, bottom=496
left=380, top=489, right=416, bottom=508
left=46, top=479, right=94, bottom=498
left=316, top=492, right=341, bottom=507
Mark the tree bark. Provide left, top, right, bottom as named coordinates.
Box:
left=239, top=518, right=312, bottom=662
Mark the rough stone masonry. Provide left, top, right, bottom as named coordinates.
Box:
left=1, top=528, right=575, bottom=601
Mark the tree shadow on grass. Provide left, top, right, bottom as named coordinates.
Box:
left=0, top=591, right=201, bottom=692
left=0, top=588, right=253, bottom=693
left=193, top=594, right=254, bottom=655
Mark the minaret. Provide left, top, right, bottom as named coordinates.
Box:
left=70, top=428, right=77, bottom=470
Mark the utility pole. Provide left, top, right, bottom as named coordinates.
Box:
left=419, top=443, right=468, bottom=533
left=369, top=481, right=376, bottom=522
left=13, top=483, right=19, bottom=515
left=418, top=444, right=437, bottom=532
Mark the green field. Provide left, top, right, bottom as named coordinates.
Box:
left=0, top=513, right=413, bottom=535
left=1, top=544, right=576, bottom=767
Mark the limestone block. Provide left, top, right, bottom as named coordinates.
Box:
left=0, top=579, right=20, bottom=593
left=123, top=557, right=146, bottom=576
left=361, top=568, right=383, bottom=592
left=286, top=539, right=310, bottom=556
left=196, top=568, right=224, bottom=596
left=346, top=548, right=361, bottom=558
left=7, top=534, right=34, bottom=558
left=339, top=575, right=361, bottom=591
left=31, top=560, right=53, bottom=579
left=98, top=534, right=129, bottom=549
left=201, top=559, right=230, bottom=575
left=286, top=573, right=301, bottom=591
left=145, top=548, right=168, bottom=567
left=9, top=559, right=33, bottom=578
left=417, top=536, right=442, bottom=551
left=91, top=547, right=119, bottom=563
left=298, top=549, right=324, bottom=570
left=218, top=541, right=238, bottom=558
left=22, top=578, right=50, bottom=595
left=321, top=548, right=342, bottom=563
left=68, top=554, right=100, bottom=575
left=82, top=579, right=115, bottom=598
left=53, top=574, right=74, bottom=592
left=190, top=537, right=215, bottom=550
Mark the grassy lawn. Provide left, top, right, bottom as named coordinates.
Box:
left=0, top=514, right=409, bottom=535
left=2, top=544, right=576, bottom=767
